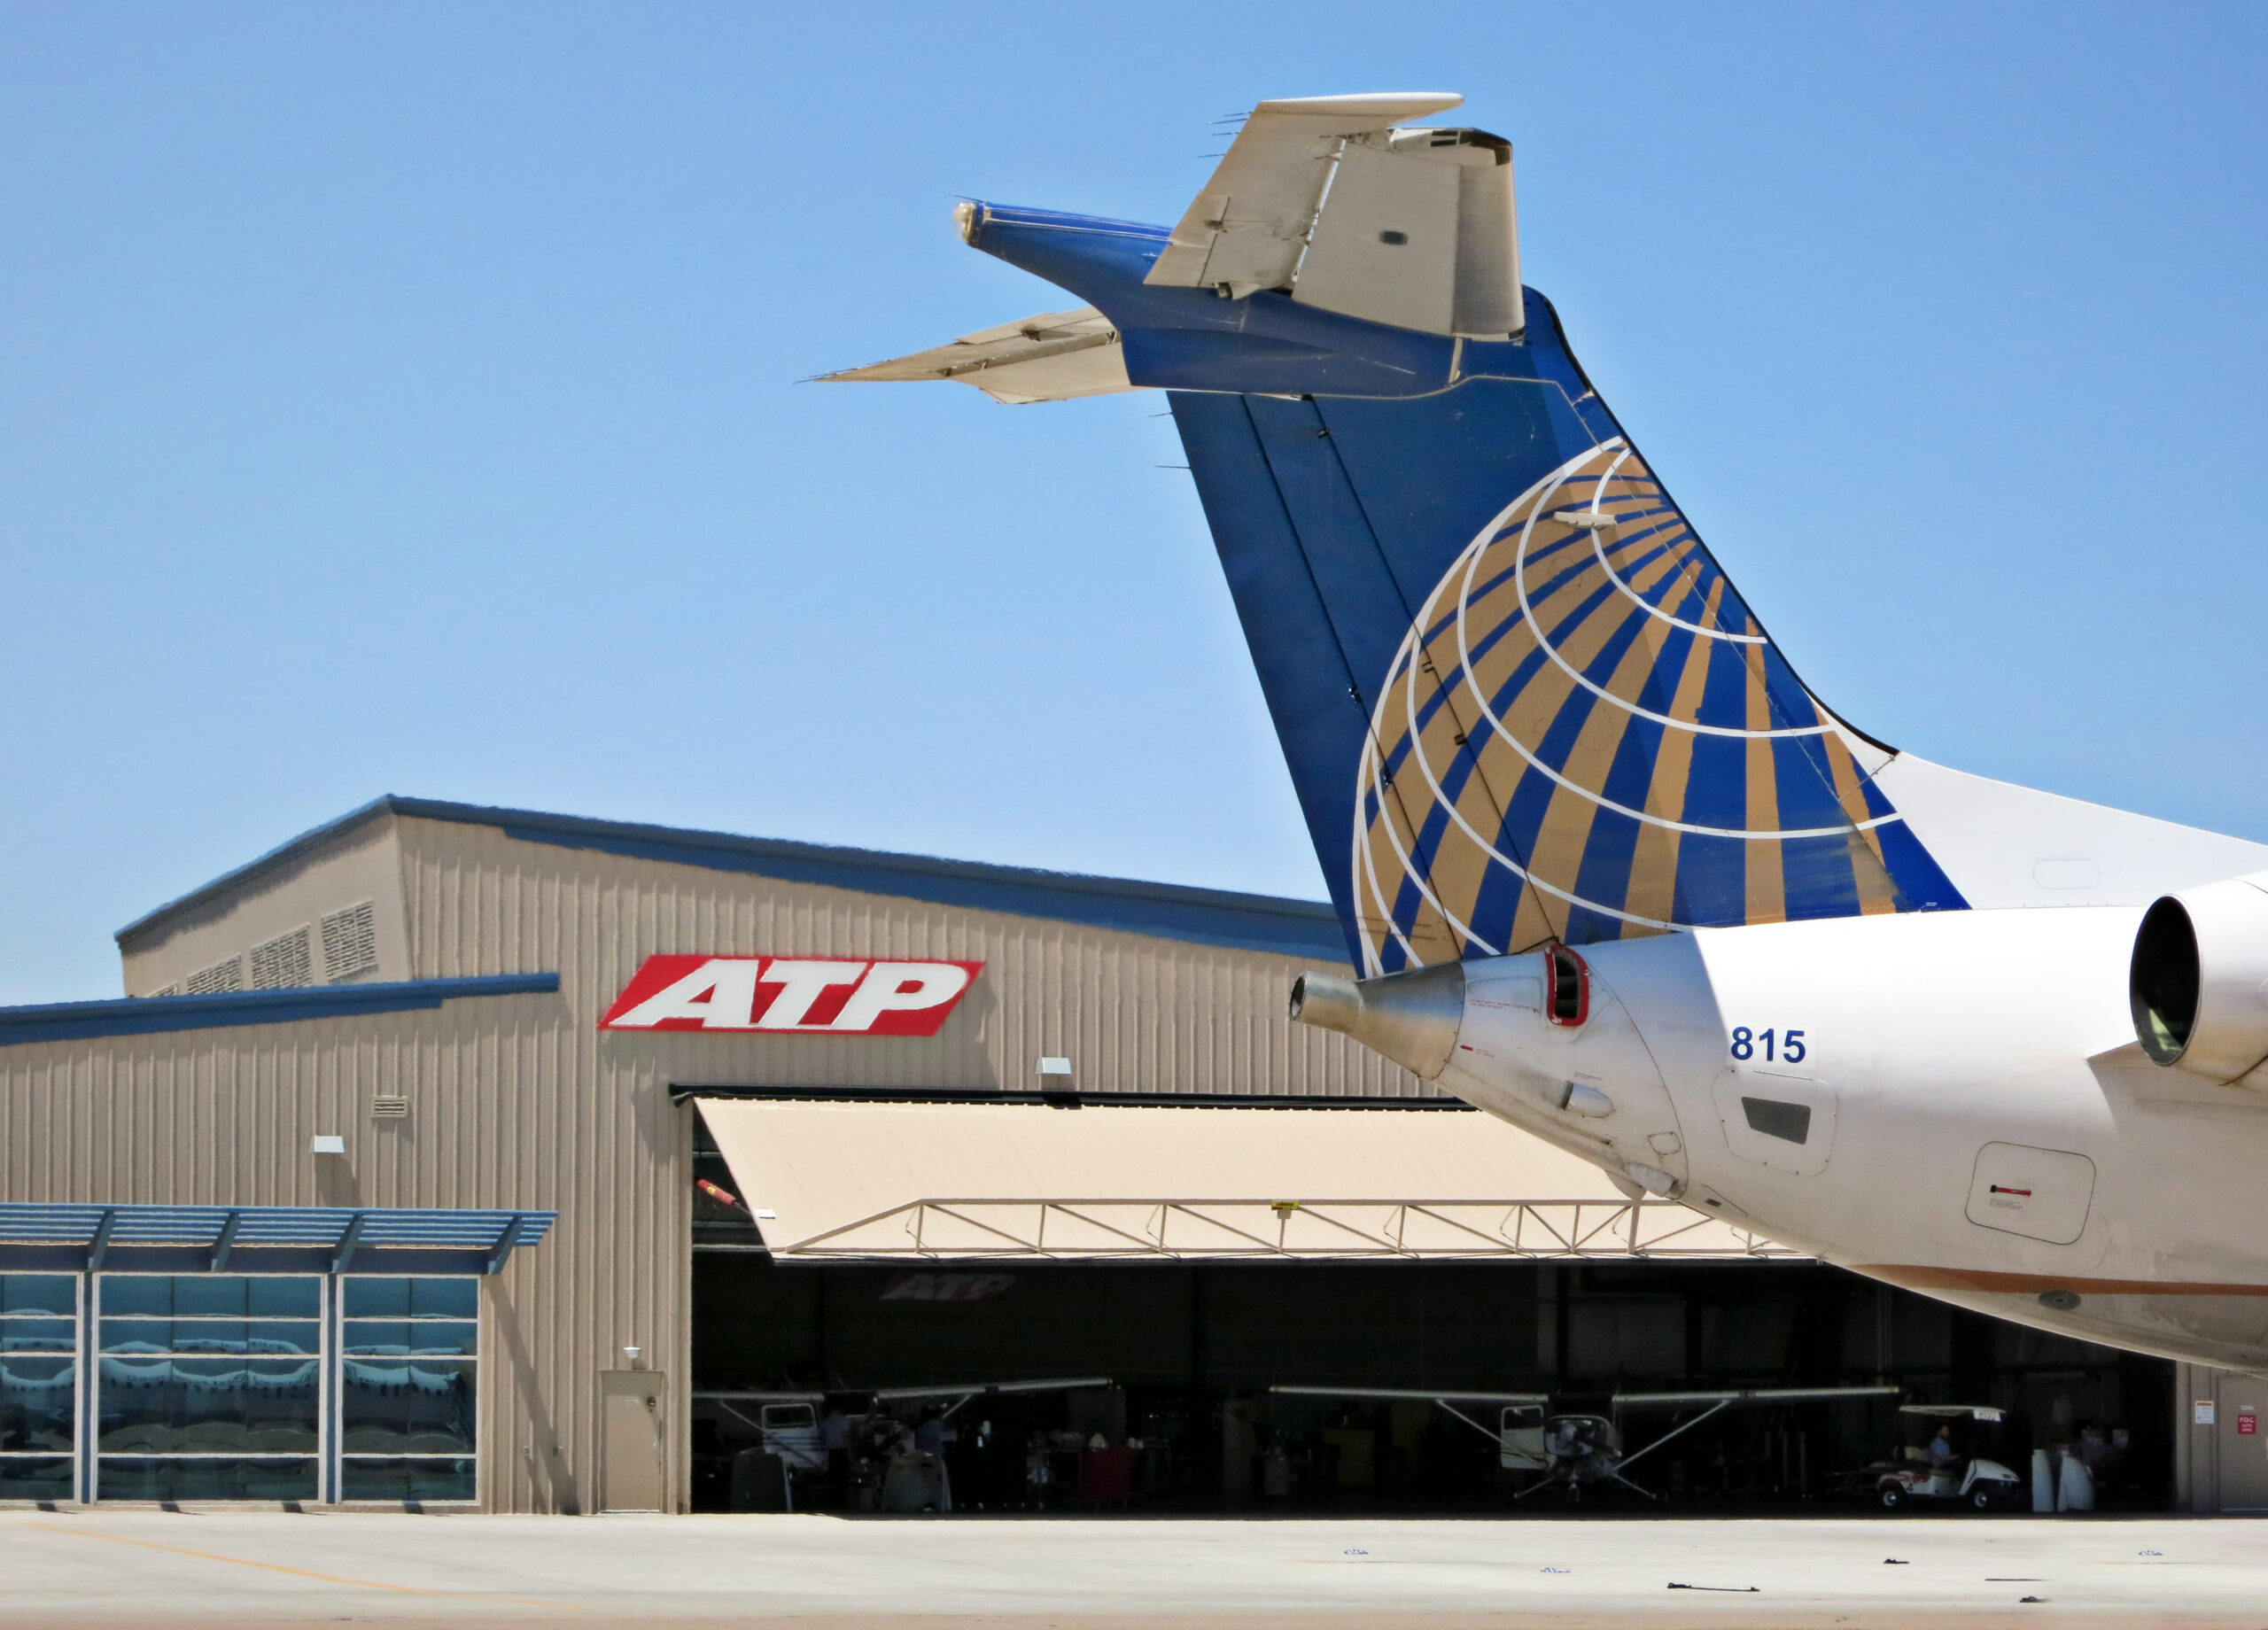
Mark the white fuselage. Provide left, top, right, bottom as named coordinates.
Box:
left=1436, top=909, right=2268, bottom=1370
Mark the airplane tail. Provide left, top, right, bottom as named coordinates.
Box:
left=830, top=93, right=2267, bottom=970
left=1158, top=296, right=1966, bottom=973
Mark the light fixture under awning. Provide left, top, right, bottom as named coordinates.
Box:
left=692, top=1098, right=1797, bottom=1262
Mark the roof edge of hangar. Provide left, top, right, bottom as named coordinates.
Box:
left=0, top=972, right=561, bottom=1048
left=114, top=796, right=1347, bottom=962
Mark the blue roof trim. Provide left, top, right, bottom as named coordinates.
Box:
left=0, top=974, right=560, bottom=1049
left=117, top=796, right=1345, bottom=961
left=498, top=821, right=1345, bottom=959
left=114, top=794, right=399, bottom=946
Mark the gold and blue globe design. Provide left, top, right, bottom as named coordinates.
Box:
left=1355, top=439, right=1934, bottom=974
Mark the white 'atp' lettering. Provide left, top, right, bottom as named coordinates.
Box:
left=830, top=962, right=974, bottom=1031
left=606, top=958, right=765, bottom=1029
left=756, top=961, right=871, bottom=1028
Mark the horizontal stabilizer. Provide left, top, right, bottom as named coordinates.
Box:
left=818, top=307, right=1135, bottom=404
left=1146, top=91, right=1521, bottom=337
left=1148, top=93, right=1461, bottom=299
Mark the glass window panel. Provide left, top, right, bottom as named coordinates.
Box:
left=342, top=1277, right=475, bottom=1321
left=338, top=1357, right=476, bottom=1455
left=243, top=1320, right=321, bottom=1355
left=0, top=1318, right=77, bottom=1353
left=170, top=1277, right=252, bottom=1317
left=0, top=1276, right=75, bottom=1316
left=340, top=1455, right=476, bottom=1503
left=0, top=1455, right=74, bottom=1500
left=341, top=1320, right=477, bottom=1356
left=342, top=1279, right=408, bottom=1319
left=97, top=1456, right=317, bottom=1502
left=100, top=1320, right=321, bottom=1356
left=408, top=1279, right=478, bottom=1320
left=163, top=1323, right=256, bottom=1354
left=97, top=1277, right=174, bottom=1317
left=246, top=1278, right=320, bottom=1318
left=97, top=1356, right=321, bottom=1455
left=99, top=1277, right=318, bottom=1320
left=0, top=1356, right=75, bottom=1452
left=97, top=1319, right=173, bottom=1354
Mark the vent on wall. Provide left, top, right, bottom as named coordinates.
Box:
left=248, top=927, right=314, bottom=990
left=183, top=958, right=245, bottom=996
left=322, top=901, right=379, bottom=982
left=371, top=1095, right=410, bottom=1120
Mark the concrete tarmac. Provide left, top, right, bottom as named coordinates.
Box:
left=4, top=1509, right=2264, bottom=1629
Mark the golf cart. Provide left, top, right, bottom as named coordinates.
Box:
left=1867, top=1404, right=2026, bottom=1510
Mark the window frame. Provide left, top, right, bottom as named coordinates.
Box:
left=334, top=1272, right=482, bottom=1505
left=89, top=1271, right=328, bottom=1504
left=0, top=1272, right=82, bottom=1501
left=42, top=1269, right=487, bottom=1508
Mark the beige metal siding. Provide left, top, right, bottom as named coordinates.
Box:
left=393, top=815, right=1428, bottom=1098
left=118, top=816, right=416, bottom=996
left=0, top=989, right=641, bottom=1514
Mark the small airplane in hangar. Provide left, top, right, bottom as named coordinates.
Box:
left=835, top=91, right=2268, bottom=1373
left=1271, top=1383, right=1895, bottom=1502
left=696, top=1376, right=1113, bottom=1512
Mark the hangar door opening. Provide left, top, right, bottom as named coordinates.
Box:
left=686, top=1097, right=2171, bottom=1514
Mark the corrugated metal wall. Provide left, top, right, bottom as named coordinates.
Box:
left=118, top=815, right=418, bottom=996
left=8, top=811, right=1424, bottom=1512
left=396, top=816, right=1423, bottom=1098
left=0, top=990, right=594, bottom=1511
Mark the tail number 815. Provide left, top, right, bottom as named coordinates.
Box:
left=1730, top=1027, right=1805, bottom=1064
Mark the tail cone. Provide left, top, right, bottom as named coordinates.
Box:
left=1288, top=961, right=1466, bottom=1079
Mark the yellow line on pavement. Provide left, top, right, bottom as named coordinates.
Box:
left=20, top=1521, right=583, bottom=1610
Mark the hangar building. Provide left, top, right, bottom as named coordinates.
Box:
left=0, top=797, right=2205, bottom=1512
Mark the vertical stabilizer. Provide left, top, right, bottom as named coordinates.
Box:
left=1161, top=307, right=1966, bottom=973
left=830, top=94, right=1979, bottom=969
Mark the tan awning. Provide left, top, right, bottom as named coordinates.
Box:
left=694, top=1098, right=1797, bottom=1262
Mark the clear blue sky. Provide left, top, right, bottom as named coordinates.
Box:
left=4, top=3, right=2265, bottom=1003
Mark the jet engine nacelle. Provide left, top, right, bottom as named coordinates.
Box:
left=1288, top=960, right=1465, bottom=1078
left=1286, top=947, right=1586, bottom=1084
left=2131, top=869, right=2268, bottom=1082
left=1288, top=944, right=1689, bottom=1196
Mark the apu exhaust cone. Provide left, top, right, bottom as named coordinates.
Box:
left=1288, top=960, right=1466, bottom=1079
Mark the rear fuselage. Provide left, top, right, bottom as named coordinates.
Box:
left=1432, top=910, right=2268, bottom=1369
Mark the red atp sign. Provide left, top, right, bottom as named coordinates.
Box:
left=2241, top=1411, right=2258, bottom=1437
left=599, top=956, right=983, bottom=1036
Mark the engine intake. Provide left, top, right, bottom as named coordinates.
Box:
left=2131, top=871, right=2268, bottom=1081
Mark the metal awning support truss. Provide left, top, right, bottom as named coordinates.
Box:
left=0, top=1203, right=558, bottom=1276
left=773, top=1197, right=1801, bottom=1261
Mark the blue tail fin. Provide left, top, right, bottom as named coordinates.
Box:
left=894, top=198, right=1969, bottom=971
left=1161, top=300, right=1968, bottom=972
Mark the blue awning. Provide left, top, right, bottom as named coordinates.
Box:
left=0, top=1203, right=555, bottom=1275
